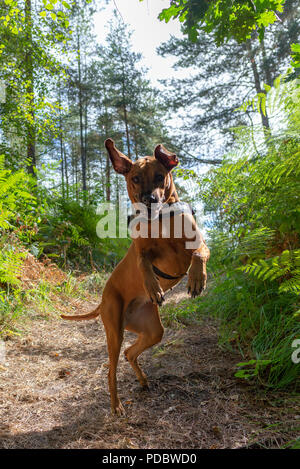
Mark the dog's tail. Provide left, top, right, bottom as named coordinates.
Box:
left=61, top=303, right=101, bottom=321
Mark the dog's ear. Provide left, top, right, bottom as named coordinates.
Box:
left=154, top=144, right=178, bottom=171
left=105, top=139, right=132, bottom=175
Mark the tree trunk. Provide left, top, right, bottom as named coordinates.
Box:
left=25, top=0, right=36, bottom=177
left=123, top=100, right=131, bottom=158
left=84, top=91, right=89, bottom=202
left=75, top=146, right=79, bottom=202
left=261, top=38, right=272, bottom=86
left=58, top=83, right=65, bottom=199
left=60, top=130, right=65, bottom=199
left=63, top=146, right=69, bottom=199
left=133, top=126, right=139, bottom=160
left=105, top=152, right=111, bottom=202
left=245, top=40, right=270, bottom=132
left=120, top=59, right=131, bottom=158
left=77, top=29, right=87, bottom=198
left=103, top=87, right=111, bottom=201
left=84, top=53, right=89, bottom=201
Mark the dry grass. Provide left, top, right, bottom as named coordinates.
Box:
left=0, top=280, right=299, bottom=449
left=19, top=253, right=67, bottom=290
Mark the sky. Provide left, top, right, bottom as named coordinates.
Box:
left=93, top=0, right=188, bottom=87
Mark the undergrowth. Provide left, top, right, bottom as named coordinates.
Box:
left=0, top=156, right=117, bottom=334
left=163, top=75, right=300, bottom=391
left=0, top=250, right=108, bottom=337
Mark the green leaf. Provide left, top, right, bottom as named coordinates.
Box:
left=260, top=94, right=266, bottom=116
left=257, top=11, right=276, bottom=28
left=291, top=43, right=300, bottom=53
left=273, top=76, right=281, bottom=88
left=62, top=1, right=71, bottom=9
left=188, top=27, right=198, bottom=42
left=236, top=360, right=257, bottom=366
left=158, top=5, right=182, bottom=23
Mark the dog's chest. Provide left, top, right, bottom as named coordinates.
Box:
left=147, top=239, right=190, bottom=276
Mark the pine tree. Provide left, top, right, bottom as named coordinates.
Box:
left=91, top=18, right=171, bottom=201
left=157, top=0, right=300, bottom=161
left=0, top=0, right=71, bottom=174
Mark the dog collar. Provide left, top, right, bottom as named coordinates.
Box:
left=152, top=264, right=186, bottom=280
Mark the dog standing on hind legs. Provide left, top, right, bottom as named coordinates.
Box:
left=61, top=138, right=210, bottom=416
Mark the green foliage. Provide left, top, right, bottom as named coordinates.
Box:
left=157, top=5, right=300, bottom=161
left=0, top=157, right=38, bottom=330
left=161, top=296, right=202, bottom=327
left=287, top=438, right=300, bottom=449
left=76, top=271, right=108, bottom=294
left=183, top=268, right=300, bottom=389
left=157, top=0, right=285, bottom=44
left=240, top=250, right=300, bottom=294
left=0, top=0, right=72, bottom=171
left=201, top=138, right=300, bottom=239
left=0, top=293, right=24, bottom=337
left=0, top=243, right=25, bottom=288
left=0, top=155, right=37, bottom=231
left=184, top=73, right=300, bottom=390
left=235, top=359, right=272, bottom=380
left=291, top=43, right=300, bottom=69
left=285, top=42, right=300, bottom=81
left=36, top=196, right=130, bottom=268
left=0, top=234, right=27, bottom=333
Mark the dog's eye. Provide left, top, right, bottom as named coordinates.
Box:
left=132, top=176, right=140, bottom=184
left=155, top=174, right=164, bottom=183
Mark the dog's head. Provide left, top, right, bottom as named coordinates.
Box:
left=105, top=139, right=179, bottom=212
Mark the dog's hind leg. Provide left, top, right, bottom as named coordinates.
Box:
left=124, top=300, right=164, bottom=388
left=101, top=296, right=125, bottom=416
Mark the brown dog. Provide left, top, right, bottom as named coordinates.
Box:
left=61, top=139, right=210, bottom=415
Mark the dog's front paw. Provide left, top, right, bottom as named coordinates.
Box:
left=188, top=268, right=207, bottom=298
left=144, top=278, right=165, bottom=306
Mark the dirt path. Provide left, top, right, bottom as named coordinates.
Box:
left=0, top=281, right=298, bottom=449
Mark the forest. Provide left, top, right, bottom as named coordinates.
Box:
left=0, top=0, right=299, bottom=450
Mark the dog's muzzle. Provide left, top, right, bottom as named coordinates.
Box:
left=141, top=193, right=159, bottom=207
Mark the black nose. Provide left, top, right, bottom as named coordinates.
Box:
left=141, top=193, right=158, bottom=205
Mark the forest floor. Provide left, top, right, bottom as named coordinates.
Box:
left=0, top=277, right=299, bottom=449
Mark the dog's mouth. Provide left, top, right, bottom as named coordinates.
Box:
left=146, top=202, right=163, bottom=219
left=132, top=201, right=164, bottom=221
